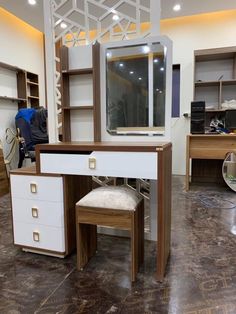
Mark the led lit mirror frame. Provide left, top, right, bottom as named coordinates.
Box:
left=100, top=36, right=172, bottom=142
left=222, top=152, right=236, bottom=192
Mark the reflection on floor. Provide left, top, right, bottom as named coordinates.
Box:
left=1, top=176, right=236, bottom=313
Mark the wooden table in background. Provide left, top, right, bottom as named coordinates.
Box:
left=186, top=134, right=236, bottom=190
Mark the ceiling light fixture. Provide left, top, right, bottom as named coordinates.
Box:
left=119, top=63, right=124, bottom=67
left=129, top=71, right=134, bottom=74
left=173, top=4, right=181, bottom=11
left=28, top=0, right=37, bottom=5
left=138, top=77, right=142, bottom=80
left=160, top=67, right=164, bottom=71
left=60, top=22, right=68, bottom=29
left=154, top=59, right=159, bottom=63
left=112, top=14, right=119, bottom=21
left=143, top=46, right=150, bottom=53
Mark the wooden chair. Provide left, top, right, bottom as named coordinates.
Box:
left=76, top=186, right=144, bottom=282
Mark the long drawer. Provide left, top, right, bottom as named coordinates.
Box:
left=40, top=151, right=158, bottom=179
left=12, top=198, right=64, bottom=227
left=10, top=175, right=63, bottom=202
left=13, top=222, right=65, bottom=252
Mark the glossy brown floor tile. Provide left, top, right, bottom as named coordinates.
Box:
left=1, top=177, right=236, bottom=313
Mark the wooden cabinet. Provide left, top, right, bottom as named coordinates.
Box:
left=194, top=46, right=236, bottom=126
left=60, top=43, right=101, bottom=141
left=0, top=61, right=39, bottom=109
left=10, top=166, right=92, bottom=257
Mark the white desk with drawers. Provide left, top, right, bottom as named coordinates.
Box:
left=10, top=141, right=172, bottom=281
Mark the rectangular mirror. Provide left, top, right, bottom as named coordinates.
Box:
left=106, top=41, right=166, bottom=136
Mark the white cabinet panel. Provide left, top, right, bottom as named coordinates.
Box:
left=13, top=222, right=65, bottom=252
left=40, top=151, right=158, bottom=179
left=12, top=198, right=64, bottom=227
left=10, top=175, right=63, bottom=202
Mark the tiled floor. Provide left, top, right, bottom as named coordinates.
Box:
left=1, top=176, right=236, bottom=313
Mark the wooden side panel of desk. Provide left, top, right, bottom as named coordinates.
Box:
left=63, top=175, right=92, bottom=255
left=186, top=135, right=236, bottom=190
left=157, top=145, right=172, bottom=281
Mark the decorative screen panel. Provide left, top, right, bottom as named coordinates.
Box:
left=50, top=0, right=153, bottom=135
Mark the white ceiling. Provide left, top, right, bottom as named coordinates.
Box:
left=0, top=0, right=236, bottom=32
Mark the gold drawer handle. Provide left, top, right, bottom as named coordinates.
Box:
left=88, top=157, right=96, bottom=169
left=33, top=232, right=40, bottom=242
left=30, top=183, right=37, bottom=194
left=31, top=207, right=39, bottom=218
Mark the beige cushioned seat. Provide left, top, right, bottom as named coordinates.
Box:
left=77, top=186, right=142, bottom=210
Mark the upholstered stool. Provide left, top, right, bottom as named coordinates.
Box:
left=76, top=186, right=144, bottom=282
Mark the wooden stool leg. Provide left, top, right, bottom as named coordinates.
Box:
left=131, top=212, right=139, bottom=282
left=138, top=199, right=144, bottom=267
left=77, top=222, right=97, bottom=270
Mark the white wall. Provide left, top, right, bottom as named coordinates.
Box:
left=160, top=10, right=236, bottom=175
left=0, top=8, right=45, bottom=167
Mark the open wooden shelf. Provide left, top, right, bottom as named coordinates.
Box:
left=0, top=96, right=27, bottom=102
left=62, top=106, right=94, bottom=110
left=27, top=80, right=39, bottom=86
left=62, top=68, right=93, bottom=76
left=195, top=81, right=220, bottom=87
left=28, top=95, right=39, bottom=99
left=0, top=61, right=24, bottom=72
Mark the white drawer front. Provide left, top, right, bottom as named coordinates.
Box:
left=10, top=175, right=63, bottom=202
left=13, top=222, right=65, bottom=252
left=40, top=151, right=157, bottom=179
left=12, top=198, right=64, bottom=227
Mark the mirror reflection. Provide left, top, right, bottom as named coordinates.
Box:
left=106, top=42, right=166, bottom=135
left=222, top=152, right=236, bottom=191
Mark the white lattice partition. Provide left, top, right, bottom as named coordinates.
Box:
left=43, top=0, right=160, bottom=142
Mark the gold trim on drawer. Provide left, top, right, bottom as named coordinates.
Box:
left=31, top=207, right=39, bottom=218
left=30, top=183, right=37, bottom=194
left=33, top=231, right=40, bottom=242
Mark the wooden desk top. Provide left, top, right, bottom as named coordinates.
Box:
left=36, top=141, right=172, bottom=153
left=188, top=134, right=236, bottom=139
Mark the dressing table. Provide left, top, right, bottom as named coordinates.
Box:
left=34, top=141, right=172, bottom=281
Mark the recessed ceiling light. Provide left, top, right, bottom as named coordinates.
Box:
left=173, top=4, right=181, bottom=11
left=159, top=91, right=163, bottom=94
left=160, top=67, right=164, bottom=71
left=119, top=63, right=124, bottom=67
left=112, top=14, right=119, bottom=21
left=138, top=77, right=142, bottom=80
left=143, top=46, right=150, bottom=53
left=60, top=22, right=67, bottom=29
left=129, top=71, right=134, bottom=74
left=28, top=0, right=37, bottom=5
left=156, top=88, right=159, bottom=92
left=106, top=52, right=112, bottom=58
left=154, top=59, right=159, bottom=63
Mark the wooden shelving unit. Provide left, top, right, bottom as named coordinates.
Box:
left=194, top=46, right=236, bottom=111
left=0, top=61, right=40, bottom=109
left=60, top=42, right=101, bottom=141
left=26, top=71, right=39, bottom=108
